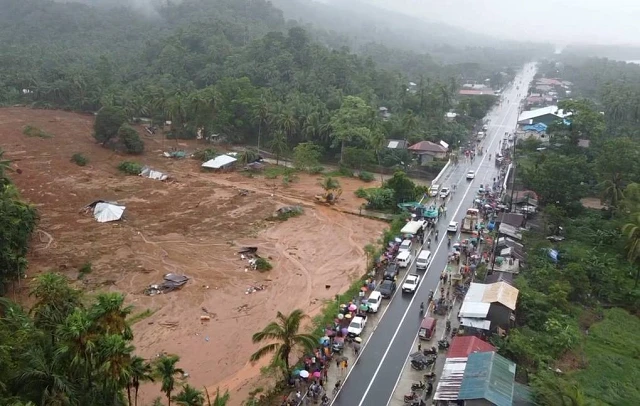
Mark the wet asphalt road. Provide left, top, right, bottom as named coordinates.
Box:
left=332, top=64, right=537, bottom=406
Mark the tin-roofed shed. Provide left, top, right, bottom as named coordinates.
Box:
left=458, top=351, right=517, bottom=406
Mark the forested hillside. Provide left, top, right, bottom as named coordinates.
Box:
left=0, top=0, right=511, bottom=166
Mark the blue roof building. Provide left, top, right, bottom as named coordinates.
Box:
left=458, top=352, right=519, bottom=406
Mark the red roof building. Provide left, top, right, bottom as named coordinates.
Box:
left=446, top=336, right=495, bottom=359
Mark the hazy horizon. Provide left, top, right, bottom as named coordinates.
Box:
left=354, top=0, right=640, bottom=46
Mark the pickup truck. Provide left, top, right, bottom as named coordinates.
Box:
left=347, top=315, right=367, bottom=337
left=402, top=274, right=420, bottom=293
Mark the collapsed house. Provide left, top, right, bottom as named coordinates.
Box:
left=82, top=200, right=126, bottom=223
left=139, top=166, right=169, bottom=181
left=144, top=273, right=189, bottom=296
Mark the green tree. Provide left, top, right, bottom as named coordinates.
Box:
left=154, top=355, right=185, bottom=406
left=329, top=96, right=373, bottom=163
left=269, top=130, right=289, bottom=165
left=292, top=142, right=322, bottom=171
left=118, top=124, right=145, bottom=154
left=206, top=388, right=230, bottom=406
left=94, top=106, right=127, bottom=145
left=250, top=309, right=317, bottom=374
left=320, top=177, right=340, bottom=193
left=384, top=171, right=417, bottom=205
left=173, top=384, right=204, bottom=406
left=622, top=213, right=640, bottom=287
left=595, top=137, right=639, bottom=210
left=128, top=356, right=154, bottom=406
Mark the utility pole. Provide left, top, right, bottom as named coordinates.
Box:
left=509, top=137, right=517, bottom=212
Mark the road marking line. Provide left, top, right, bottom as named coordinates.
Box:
left=381, top=71, right=532, bottom=406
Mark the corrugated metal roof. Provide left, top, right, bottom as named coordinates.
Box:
left=465, top=283, right=487, bottom=302
left=513, top=382, right=535, bottom=406
left=458, top=352, right=516, bottom=406
left=460, top=318, right=491, bottom=330
left=459, top=302, right=490, bottom=318
left=433, top=358, right=468, bottom=401
left=483, top=281, right=519, bottom=311
left=447, top=336, right=495, bottom=359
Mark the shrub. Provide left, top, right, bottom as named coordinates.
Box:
left=193, top=148, right=218, bottom=162
left=23, top=125, right=53, bottom=138
left=71, top=153, right=88, bottom=166
left=358, top=171, right=375, bottom=182
left=117, top=161, right=143, bottom=175
left=255, top=257, right=272, bottom=271
left=94, top=106, right=126, bottom=144
left=308, top=165, right=325, bottom=174
left=78, top=262, right=92, bottom=279
left=118, top=124, right=145, bottom=154
left=355, top=187, right=368, bottom=198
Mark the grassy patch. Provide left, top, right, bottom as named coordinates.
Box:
left=263, top=166, right=297, bottom=179
left=274, top=206, right=304, bottom=221
left=325, top=166, right=354, bottom=178
left=117, top=161, right=143, bottom=175
left=23, top=125, right=53, bottom=138
left=358, top=171, right=375, bottom=182
left=311, top=278, right=366, bottom=338
left=71, top=153, right=88, bottom=166
left=572, top=308, right=640, bottom=404
left=128, top=309, right=156, bottom=325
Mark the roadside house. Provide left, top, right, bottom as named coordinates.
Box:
left=408, top=140, right=448, bottom=164
left=517, top=105, right=569, bottom=126
left=458, top=282, right=519, bottom=335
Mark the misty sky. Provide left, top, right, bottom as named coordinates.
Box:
left=364, top=0, right=640, bottom=45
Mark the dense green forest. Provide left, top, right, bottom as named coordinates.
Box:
left=499, top=61, right=640, bottom=404
left=0, top=0, right=518, bottom=167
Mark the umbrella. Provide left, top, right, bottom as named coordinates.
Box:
left=319, top=336, right=330, bottom=345
left=359, top=303, right=368, bottom=311
left=341, top=327, right=348, bottom=335
left=325, top=329, right=336, bottom=337
left=339, top=304, right=347, bottom=309
left=337, top=313, right=344, bottom=320
left=293, top=369, right=301, bottom=376
left=354, top=337, right=362, bottom=343
left=313, top=371, right=321, bottom=378
left=344, top=313, right=352, bottom=319
left=348, top=304, right=357, bottom=311
left=360, top=286, right=368, bottom=292
left=299, top=370, right=309, bottom=378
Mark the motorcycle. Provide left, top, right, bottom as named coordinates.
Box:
left=423, top=346, right=437, bottom=355
left=411, top=357, right=435, bottom=370
left=445, top=320, right=451, bottom=333
left=403, top=391, right=418, bottom=403
left=411, top=381, right=425, bottom=391
left=438, top=339, right=450, bottom=350
left=423, top=372, right=436, bottom=382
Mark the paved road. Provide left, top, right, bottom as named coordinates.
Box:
left=332, top=64, right=537, bottom=406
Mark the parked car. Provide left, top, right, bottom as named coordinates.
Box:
left=399, top=239, right=412, bottom=253
left=466, top=170, right=476, bottom=180
left=447, top=221, right=459, bottom=233
left=439, top=187, right=450, bottom=199
left=366, top=291, right=382, bottom=313
left=429, top=184, right=440, bottom=197
left=402, top=274, right=420, bottom=293
left=347, top=315, right=367, bottom=337
left=396, top=251, right=412, bottom=268
left=383, top=263, right=399, bottom=281
left=378, top=280, right=397, bottom=298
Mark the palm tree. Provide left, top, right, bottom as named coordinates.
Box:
left=253, top=96, right=271, bottom=152
left=622, top=213, right=640, bottom=287
left=599, top=174, right=624, bottom=210
left=30, top=273, right=82, bottom=337
left=249, top=309, right=317, bottom=374
left=205, top=387, right=230, bottom=406
left=89, top=292, right=133, bottom=338
left=269, top=130, right=289, bottom=165
left=97, top=334, right=134, bottom=401
left=128, top=356, right=154, bottom=406
left=0, top=148, right=15, bottom=190
left=154, top=354, right=184, bottom=406
left=401, top=110, right=419, bottom=141
left=173, top=384, right=205, bottom=406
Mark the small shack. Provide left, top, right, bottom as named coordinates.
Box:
left=139, top=166, right=169, bottom=181
left=202, top=154, right=237, bottom=171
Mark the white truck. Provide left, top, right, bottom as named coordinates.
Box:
left=461, top=208, right=480, bottom=233
left=402, top=274, right=421, bottom=293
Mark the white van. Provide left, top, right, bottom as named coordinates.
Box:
left=397, top=251, right=412, bottom=268
left=415, top=250, right=432, bottom=271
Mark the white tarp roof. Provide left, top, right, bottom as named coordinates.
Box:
left=434, top=358, right=468, bottom=401
left=401, top=220, right=423, bottom=235
left=139, top=166, right=168, bottom=181
left=93, top=202, right=125, bottom=223
left=458, top=302, right=491, bottom=318
left=202, top=154, right=237, bottom=169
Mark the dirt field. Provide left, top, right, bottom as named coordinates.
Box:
left=0, top=107, right=387, bottom=404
